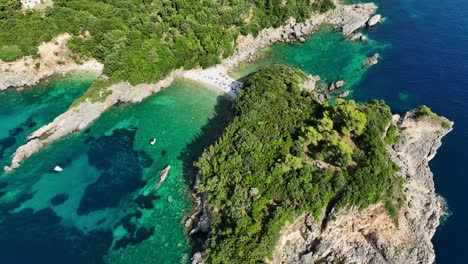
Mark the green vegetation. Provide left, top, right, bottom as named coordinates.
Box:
left=415, top=105, right=452, bottom=129
left=195, top=65, right=404, bottom=263
left=69, top=78, right=114, bottom=108
left=0, top=0, right=20, bottom=15
left=384, top=124, right=399, bottom=145
left=0, top=0, right=334, bottom=85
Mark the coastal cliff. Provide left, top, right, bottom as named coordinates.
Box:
left=4, top=2, right=381, bottom=171
left=271, top=110, right=452, bottom=264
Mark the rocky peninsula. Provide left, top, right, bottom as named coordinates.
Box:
left=4, top=1, right=382, bottom=171
left=271, top=110, right=452, bottom=263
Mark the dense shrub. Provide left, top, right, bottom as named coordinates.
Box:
left=195, top=65, right=404, bottom=263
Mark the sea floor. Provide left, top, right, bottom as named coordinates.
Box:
left=0, top=79, right=230, bottom=264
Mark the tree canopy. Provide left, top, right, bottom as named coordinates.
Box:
left=195, top=65, right=404, bottom=263
left=0, top=0, right=335, bottom=85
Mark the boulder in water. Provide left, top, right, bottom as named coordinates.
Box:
left=335, top=80, right=345, bottom=89
left=350, top=32, right=368, bottom=41
left=365, top=53, right=380, bottom=67
left=367, top=14, right=382, bottom=27
left=338, top=91, right=350, bottom=98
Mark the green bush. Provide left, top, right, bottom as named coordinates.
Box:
left=0, top=45, right=23, bottom=61
left=384, top=124, right=399, bottom=145
left=415, top=105, right=452, bottom=129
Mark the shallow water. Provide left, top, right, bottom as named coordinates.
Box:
left=0, top=79, right=230, bottom=263
left=231, top=26, right=386, bottom=97
left=0, top=74, right=97, bottom=169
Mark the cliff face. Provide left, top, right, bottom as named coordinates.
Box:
left=272, top=110, right=452, bottom=264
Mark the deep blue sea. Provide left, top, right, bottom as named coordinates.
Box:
left=351, top=0, right=468, bottom=262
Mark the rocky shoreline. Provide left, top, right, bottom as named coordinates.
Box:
left=223, top=2, right=380, bottom=70
left=0, top=33, right=103, bottom=91
left=4, top=69, right=182, bottom=171
left=270, top=110, right=452, bottom=264
left=4, top=2, right=381, bottom=171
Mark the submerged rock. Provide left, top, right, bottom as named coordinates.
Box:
left=50, top=193, right=69, bottom=206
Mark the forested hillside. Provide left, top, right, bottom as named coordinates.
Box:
left=195, top=65, right=405, bottom=263
left=0, top=0, right=334, bottom=84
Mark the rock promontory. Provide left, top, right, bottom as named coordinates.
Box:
left=271, top=109, right=452, bottom=264
left=4, top=70, right=181, bottom=171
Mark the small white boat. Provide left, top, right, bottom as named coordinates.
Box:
left=155, top=165, right=171, bottom=189
left=54, top=166, right=63, bottom=172
left=149, top=138, right=157, bottom=145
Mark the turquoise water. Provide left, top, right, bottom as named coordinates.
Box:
left=0, top=74, right=97, bottom=168
left=1, top=0, right=466, bottom=262
left=0, top=79, right=230, bottom=263
left=232, top=26, right=387, bottom=97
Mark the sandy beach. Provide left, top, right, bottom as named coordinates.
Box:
left=182, top=66, right=244, bottom=97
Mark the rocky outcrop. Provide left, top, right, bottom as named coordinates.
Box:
left=301, top=75, right=321, bottom=92
left=21, top=0, right=53, bottom=10
left=338, top=90, right=350, bottom=98
left=4, top=70, right=181, bottom=171
left=272, top=109, right=452, bottom=263
left=0, top=33, right=103, bottom=91
left=329, top=80, right=345, bottom=91
left=365, top=53, right=380, bottom=67
left=335, top=80, right=345, bottom=89
left=367, top=14, right=382, bottom=27
left=350, top=32, right=368, bottom=41
left=224, top=2, right=378, bottom=69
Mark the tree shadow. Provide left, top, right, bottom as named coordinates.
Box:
left=178, top=94, right=234, bottom=189
left=175, top=90, right=237, bottom=257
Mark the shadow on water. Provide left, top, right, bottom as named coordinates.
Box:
left=0, top=126, right=157, bottom=264
left=177, top=93, right=234, bottom=254
left=0, top=189, right=113, bottom=264
left=178, top=94, right=234, bottom=188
